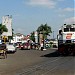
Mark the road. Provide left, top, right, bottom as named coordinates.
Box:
left=0, top=48, right=75, bottom=75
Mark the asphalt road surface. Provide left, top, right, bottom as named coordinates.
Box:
left=0, top=48, right=75, bottom=75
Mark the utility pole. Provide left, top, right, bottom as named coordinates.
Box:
left=53, top=31, right=54, bottom=39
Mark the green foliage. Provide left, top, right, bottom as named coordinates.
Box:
left=29, top=23, right=52, bottom=43
left=0, top=23, right=8, bottom=35
left=30, top=31, right=35, bottom=42
left=37, top=23, right=52, bottom=39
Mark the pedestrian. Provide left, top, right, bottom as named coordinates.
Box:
left=40, top=42, right=44, bottom=51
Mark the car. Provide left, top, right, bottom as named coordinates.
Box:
left=14, top=42, right=22, bottom=49
left=6, top=43, right=16, bottom=53
left=21, top=42, right=31, bottom=50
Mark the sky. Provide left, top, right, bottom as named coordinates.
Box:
left=0, top=0, right=75, bottom=38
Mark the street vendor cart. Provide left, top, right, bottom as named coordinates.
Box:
left=0, top=43, right=7, bottom=59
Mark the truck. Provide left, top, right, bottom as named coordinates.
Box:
left=57, top=24, right=75, bottom=55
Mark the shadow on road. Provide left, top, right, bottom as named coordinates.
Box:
left=41, top=50, right=75, bottom=57
left=7, top=52, right=16, bottom=54
left=41, top=50, right=60, bottom=57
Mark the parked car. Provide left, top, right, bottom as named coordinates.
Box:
left=21, top=42, right=30, bottom=50
left=6, top=43, right=16, bottom=53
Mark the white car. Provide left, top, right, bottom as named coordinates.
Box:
left=6, top=43, right=16, bottom=53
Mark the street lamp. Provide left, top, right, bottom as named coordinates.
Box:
left=53, top=31, right=54, bottom=39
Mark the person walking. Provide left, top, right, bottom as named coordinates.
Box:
left=40, top=42, right=44, bottom=51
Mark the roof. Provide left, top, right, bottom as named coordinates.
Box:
left=15, top=33, right=24, bottom=36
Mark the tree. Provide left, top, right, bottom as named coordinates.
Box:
left=30, top=31, right=35, bottom=42
left=0, top=23, right=8, bottom=35
left=37, top=23, right=52, bottom=39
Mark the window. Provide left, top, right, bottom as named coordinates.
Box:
left=64, top=28, right=69, bottom=32
left=70, top=28, right=75, bottom=32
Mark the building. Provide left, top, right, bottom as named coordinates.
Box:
left=10, top=33, right=30, bottom=43
left=2, top=15, right=12, bottom=40
left=11, top=33, right=24, bottom=43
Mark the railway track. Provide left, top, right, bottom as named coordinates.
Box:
left=14, top=57, right=75, bottom=75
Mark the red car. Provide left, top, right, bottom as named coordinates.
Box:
left=21, top=43, right=30, bottom=50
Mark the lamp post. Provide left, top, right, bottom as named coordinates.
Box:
left=53, top=31, right=54, bottom=39
left=53, top=31, right=54, bottom=48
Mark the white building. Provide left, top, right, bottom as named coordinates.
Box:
left=2, top=15, right=12, bottom=37
left=11, top=33, right=31, bottom=44
left=11, top=33, right=24, bottom=43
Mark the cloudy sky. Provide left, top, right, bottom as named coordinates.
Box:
left=0, top=0, right=75, bottom=38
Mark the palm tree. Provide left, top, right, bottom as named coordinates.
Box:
left=37, top=23, right=52, bottom=49
left=37, top=23, right=52, bottom=39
